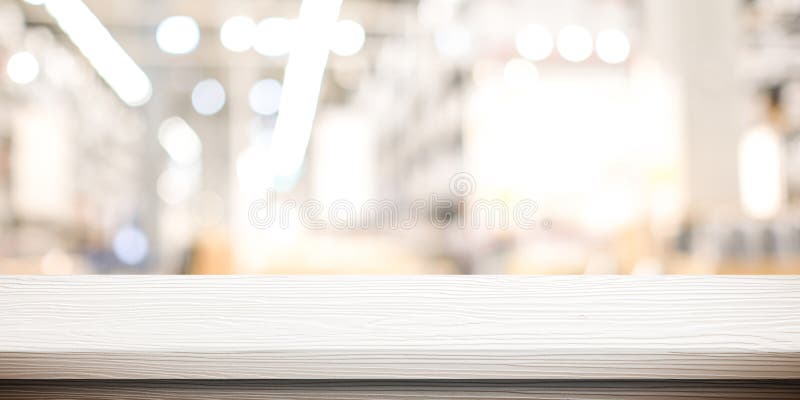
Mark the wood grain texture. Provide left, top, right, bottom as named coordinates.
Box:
left=1, top=276, right=799, bottom=379
left=1, top=380, right=800, bottom=399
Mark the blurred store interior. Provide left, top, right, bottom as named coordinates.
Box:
left=1, top=0, right=799, bottom=274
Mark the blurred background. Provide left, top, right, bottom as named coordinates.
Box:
left=0, top=0, right=799, bottom=275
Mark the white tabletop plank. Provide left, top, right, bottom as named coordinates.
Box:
left=1, top=276, right=798, bottom=379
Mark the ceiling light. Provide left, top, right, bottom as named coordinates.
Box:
left=156, top=15, right=200, bottom=55
left=330, top=19, right=365, bottom=56
left=595, top=29, right=630, bottom=64
left=269, top=0, right=343, bottom=179
left=556, top=25, right=593, bottom=62
left=220, top=16, right=255, bottom=52
left=44, top=0, right=152, bottom=106
left=191, top=78, right=226, bottom=115
left=6, top=51, right=39, bottom=84
left=515, top=24, right=553, bottom=61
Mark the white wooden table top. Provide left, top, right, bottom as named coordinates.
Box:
left=1, top=275, right=798, bottom=379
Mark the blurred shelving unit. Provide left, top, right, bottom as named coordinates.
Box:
left=665, top=0, right=800, bottom=274
left=0, top=1, right=148, bottom=274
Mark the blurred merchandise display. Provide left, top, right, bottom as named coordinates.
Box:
left=0, top=0, right=799, bottom=275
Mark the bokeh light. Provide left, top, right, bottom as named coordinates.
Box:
left=248, top=79, right=282, bottom=115
left=556, top=25, right=593, bottom=62
left=220, top=16, right=255, bottom=52
left=112, top=225, right=150, bottom=266
left=191, top=78, right=226, bottom=116
left=156, top=16, right=200, bottom=54
left=330, top=20, right=365, bottom=56
left=158, top=117, right=202, bottom=165
left=595, top=29, right=631, bottom=64
left=6, top=51, right=39, bottom=84
left=515, top=24, right=553, bottom=61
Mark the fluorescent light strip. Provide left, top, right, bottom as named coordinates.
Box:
left=269, top=0, right=342, bottom=177
left=45, top=0, right=152, bottom=106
